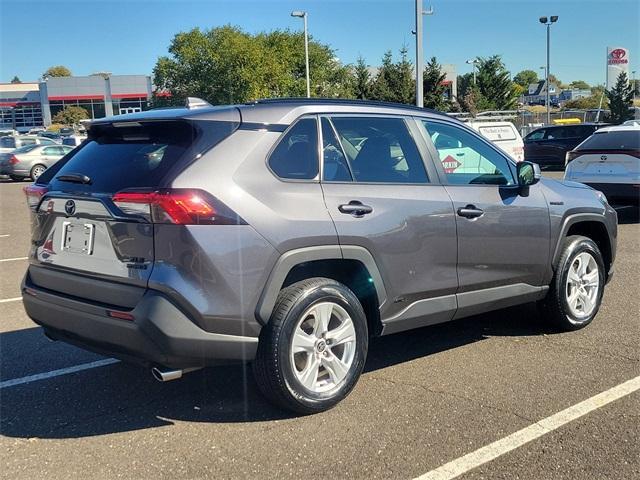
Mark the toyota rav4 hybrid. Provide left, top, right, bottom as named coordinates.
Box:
left=22, top=99, right=617, bottom=414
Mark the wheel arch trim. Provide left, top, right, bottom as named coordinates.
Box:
left=551, top=213, right=613, bottom=268
left=255, top=245, right=387, bottom=325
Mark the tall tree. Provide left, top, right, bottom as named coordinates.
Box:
left=369, top=47, right=414, bottom=104
left=422, top=57, right=447, bottom=111
left=606, top=72, right=634, bottom=124
left=513, top=69, right=538, bottom=88
left=353, top=55, right=371, bottom=100
left=10, top=76, right=21, bottom=84
left=43, top=65, right=72, bottom=78
left=475, top=55, right=519, bottom=110
left=153, top=26, right=353, bottom=104
left=369, top=51, right=395, bottom=101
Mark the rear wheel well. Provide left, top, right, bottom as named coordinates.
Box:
left=565, top=221, right=612, bottom=271
left=282, top=259, right=382, bottom=336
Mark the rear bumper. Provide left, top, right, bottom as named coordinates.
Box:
left=22, top=276, right=259, bottom=369
left=585, top=182, right=640, bottom=204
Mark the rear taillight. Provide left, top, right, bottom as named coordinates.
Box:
left=566, top=151, right=581, bottom=165
left=112, top=189, right=245, bottom=225
left=9, top=155, right=19, bottom=165
left=23, top=184, right=49, bottom=210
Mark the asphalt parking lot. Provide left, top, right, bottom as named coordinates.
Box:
left=0, top=175, right=638, bottom=480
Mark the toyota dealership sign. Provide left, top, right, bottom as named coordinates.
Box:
left=606, top=46, right=630, bottom=89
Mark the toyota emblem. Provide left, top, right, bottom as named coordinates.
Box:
left=64, top=200, right=76, bottom=216
left=610, top=48, right=626, bottom=59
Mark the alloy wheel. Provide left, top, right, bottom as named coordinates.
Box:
left=290, top=301, right=357, bottom=393
left=565, top=251, right=600, bottom=319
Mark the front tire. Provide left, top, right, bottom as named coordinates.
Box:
left=539, top=235, right=605, bottom=331
left=9, top=175, right=23, bottom=182
left=253, top=278, right=368, bottom=414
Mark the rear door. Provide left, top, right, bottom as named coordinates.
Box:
left=319, top=114, right=458, bottom=326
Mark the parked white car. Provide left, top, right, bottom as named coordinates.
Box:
left=0, top=135, right=60, bottom=154
left=564, top=124, right=640, bottom=204
left=467, top=121, right=525, bottom=162
left=61, top=135, right=87, bottom=147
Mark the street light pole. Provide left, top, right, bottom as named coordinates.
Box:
left=291, top=10, right=310, bottom=98
left=539, top=15, right=558, bottom=125
left=414, top=0, right=434, bottom=108
left=466, top=59, right=479, bottom=84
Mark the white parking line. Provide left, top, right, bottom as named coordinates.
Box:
left=0, top=358, right=120, bottom=389
left=414, top=375, right=640, bottom=480
left=0, top=256, right=28, bottom=263
left=0, top=234, right=9, bottom=238
left=0, top=296, right=22, bottom=303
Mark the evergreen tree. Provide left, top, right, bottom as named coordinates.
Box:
left=10, top=76, right=21, bottom=84
left=369, top=47, right=415, bottom=104
left=476, top=55, right=518, bottom=110
left=606, top=72, right=634, bottom=124
left=353, top=55, right=371, bottom=100
left=369, top=51, right=395, bottom=101
left=422, top=57, right=447, bottom=111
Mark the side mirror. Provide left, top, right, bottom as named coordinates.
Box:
left=517, top=161, right=541, bottom=187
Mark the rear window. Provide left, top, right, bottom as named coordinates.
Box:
left=41, top=121, right=201, bottom=193
left=0, top=137, right=15, bottom=148
left=577, top=130, right=640, bottom=150
left=13, top=144, right=39, bottom=153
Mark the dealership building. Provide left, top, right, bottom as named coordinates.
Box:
left=0, top=74, right=152, bottom=132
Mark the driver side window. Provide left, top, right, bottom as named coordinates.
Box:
left=422, top=121, right=515, bottom=186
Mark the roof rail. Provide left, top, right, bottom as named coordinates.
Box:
left=185, top=97, right=211, bottom=109
left=250, top=97, right=449, bottom=116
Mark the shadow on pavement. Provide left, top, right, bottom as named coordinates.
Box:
left=0, top=303, right=553, bottom=439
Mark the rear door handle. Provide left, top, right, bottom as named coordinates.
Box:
left=339, top=201, right=373, bottom=217
left=457, top=204, right=484, bottom=219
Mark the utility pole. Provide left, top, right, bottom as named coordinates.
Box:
left=291, top=10, right=310, bottom=98
left=415, top=0, right=434, bottom=108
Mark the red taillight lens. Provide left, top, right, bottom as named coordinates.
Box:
left=112, top=189, right=244, bottom=225
left=23, top=184, right=49, bottom=210
left=9, top=155, right=19, bottom=165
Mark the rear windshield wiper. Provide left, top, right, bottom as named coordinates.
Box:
left=56, top=173, right=92, bottom=185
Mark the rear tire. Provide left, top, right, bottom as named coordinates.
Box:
left=253, top=277, right=368, bottom=414
left=30, top=164, right=46, bottom=181
left=539, top=235, right=605, bottom=331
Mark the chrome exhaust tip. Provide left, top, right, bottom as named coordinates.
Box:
left=151, top=366, right=201, bottom=382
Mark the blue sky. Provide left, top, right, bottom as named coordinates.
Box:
left=1, top=0, right=638, bottom=86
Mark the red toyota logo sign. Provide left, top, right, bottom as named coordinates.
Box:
left=611, top=48, right=626, bottom=59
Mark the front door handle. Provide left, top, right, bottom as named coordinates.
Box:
left=457, top=204, right=484, bottom=219
left=339, top=201, right=373, bottom=217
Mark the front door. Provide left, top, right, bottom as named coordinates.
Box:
left=419, top=119, right=550, bottom=315
left=319, top=115, right=458, bottom=331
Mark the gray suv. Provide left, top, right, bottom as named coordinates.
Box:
left=23, top=99, right=617, bottom=414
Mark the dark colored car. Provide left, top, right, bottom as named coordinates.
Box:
left=22, top=98, right=617, bottom=414
left=524, top=124, right=605, bottom=169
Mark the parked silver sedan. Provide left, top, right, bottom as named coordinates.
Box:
left=0, top=144, right=73, bottom=181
